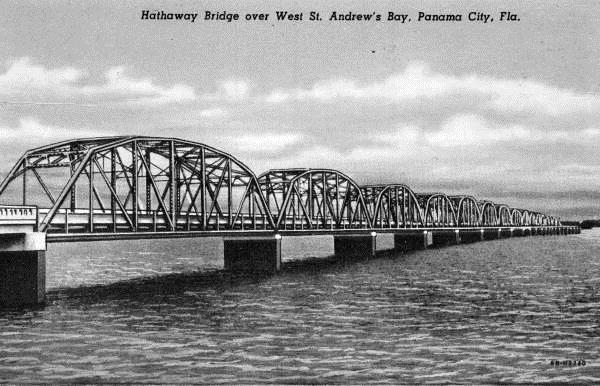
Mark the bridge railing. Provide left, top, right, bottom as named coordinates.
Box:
left=0, top=205, right=38, bottom=233
left=38, top=208, right=272, bottom=233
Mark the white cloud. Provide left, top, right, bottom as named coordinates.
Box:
left=367, top=115, right=593, bottom=149
left=0, top=58, right=196, bottom=106
left=374, top=125, right=422, bottom=145
left=582, top=127, right=600, bottom=138
left=198, top=107, right=228, bottom=119
left=200, top=80, right=251, bottom=102
left=225, top=132, right=302, bottom=153
left=0, top=58, right=84, bottom=94
left=428, top=114, right=532, bottom=147
left=265, top=62, right=600, bottom=116
left=219, top=80, right=250, bottom=100
left=1, top=117, right=110, bottom=140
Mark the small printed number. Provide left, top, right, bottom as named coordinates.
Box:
left=550, top=360, right=586, bottom=366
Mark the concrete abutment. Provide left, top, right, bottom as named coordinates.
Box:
left=393, top=231, right=432, bottom=252
left=431, top=230, right=460, bottom=247
left=0, top=232, right=46, bottom=308
left=334, top=234, right=377, bottom=259
left=459, top=229, right=484, bottom=243
left=223, top=236, right=282, bottom=274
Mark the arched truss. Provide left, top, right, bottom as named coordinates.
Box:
left=520, top=209, right=532, bottom=226
left=361, top=184, right=424, bottom=228
left=480, top=201, right=498, bottom=226
left=258, top=169, right=371, bottom=230
left=449, top=195, right=481, bottom=227
left=0, top=136, right=274, bottom=233
left=417, top=193, right=457, bottom=227
left=531, top=211, right=554, bottom=226
left=496, top=204, right=513, bottom=226
left=511, top=209, right=524, bottom=226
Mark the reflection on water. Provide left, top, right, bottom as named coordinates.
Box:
left=0, top=231, right=599, bottom=383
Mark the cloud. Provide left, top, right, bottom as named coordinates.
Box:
left=200, top=80, right=251, bottom=102
left=264, top=62, right=600, bottom=116
left=0, top=57, right=196, bottom=106
left=1, top=117, right=110, bottom=141
left=370, top=115, right=595, bottom=149
left=428, top=114, right=532, bottom=147
left=224, top=132, right=302, bottom=154
left=198, top=107, right=228, bottom=119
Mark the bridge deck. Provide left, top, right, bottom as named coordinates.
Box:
left=45, top=226, right=570, bottom=243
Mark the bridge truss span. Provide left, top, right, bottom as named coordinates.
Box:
left=0, top=137, right=275, bottom=233
left=450, top=195, right=482, bottom=227
left=0, top=135, right=563, bottom=236
left=361, top=184, right=424, bottom=228
left=496, top=204, right=513, bottom=226
left=417, top=193, right=458, bottom=228
left=258, top=169, right=371, bottom=230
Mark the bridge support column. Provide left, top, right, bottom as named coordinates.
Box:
left=223, top=235, right=281, bottom=274
left=459, top=229, right=484, bottom=243
left=513, top=228, right=525, bottom=237
left=431, top=230, right=460, bottom=247
left=500, top=228, right=513, bottom=238
left=394, top=231, right=432, bottom=252
left=334, top=233, right=376, bottom=259
left=0, top=233, right=46, bottom=308
left=483, top=228, right=500, bottom=240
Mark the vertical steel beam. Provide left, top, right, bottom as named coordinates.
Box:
left=88, top=159, right=94, bottom=232
left=111, top=149, right=116, bottom=232
left=227, top=158, right=232, bottom=227
left=308, top=172, right=312, bottom=225
left=145, top=148, right=152, bottom=213
left=70, top=145, right=77, bottom=211
left=22, top=159, right=26, bottom=205
left=200, top=147, right=207, bottom=230
left=169, top=141, right=176, bottom=230
left=322, top=171, right=327, bottom=227
left=132, top=142, right=138, bottom=231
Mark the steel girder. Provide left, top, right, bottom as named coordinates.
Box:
left=450, top=195, right=482, bottom=227
left=258, top=169, right=371, bottom=230
left=511, top=208, right=524, bottom=226
left=496, top=204, right=512, bottom=226
left=417, top=193, right=458, bottom=227
left=0, top=136, right=274, bottom=233
left=361, top=184, right=424, bottom=228
left=480, top=201, right=498, bottom=226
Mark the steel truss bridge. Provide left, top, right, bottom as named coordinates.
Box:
left=0, top=136, right=561, bottom=240
left=0, top=136, right=581, bottom=307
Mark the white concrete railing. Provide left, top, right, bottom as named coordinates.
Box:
left=0, top=205, right=38, bottom=233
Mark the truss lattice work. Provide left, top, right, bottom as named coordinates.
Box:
left=0, top=136, right=560, bottom=233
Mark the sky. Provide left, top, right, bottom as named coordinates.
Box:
left=0, top=0, right=599, bottom=219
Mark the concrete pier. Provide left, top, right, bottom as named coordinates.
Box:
left=459, top=229, right=485, bottom=243
left=0, top=232, right=46, bottom=307
left=483, top=228, right=501, bottom=240
left=394, top=231, right=432, bottom=252
left=500, top=228, right=513, bottom=238
left=513, top=228, right=525, bottom=237
left=223, top=235, right=282, bottom=274
left=431, top=229, right=460, bottom=247
left=334, top=233, right=377, bottom=259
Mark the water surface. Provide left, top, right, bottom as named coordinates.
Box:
left=0, top=231, right=598, bottom=383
